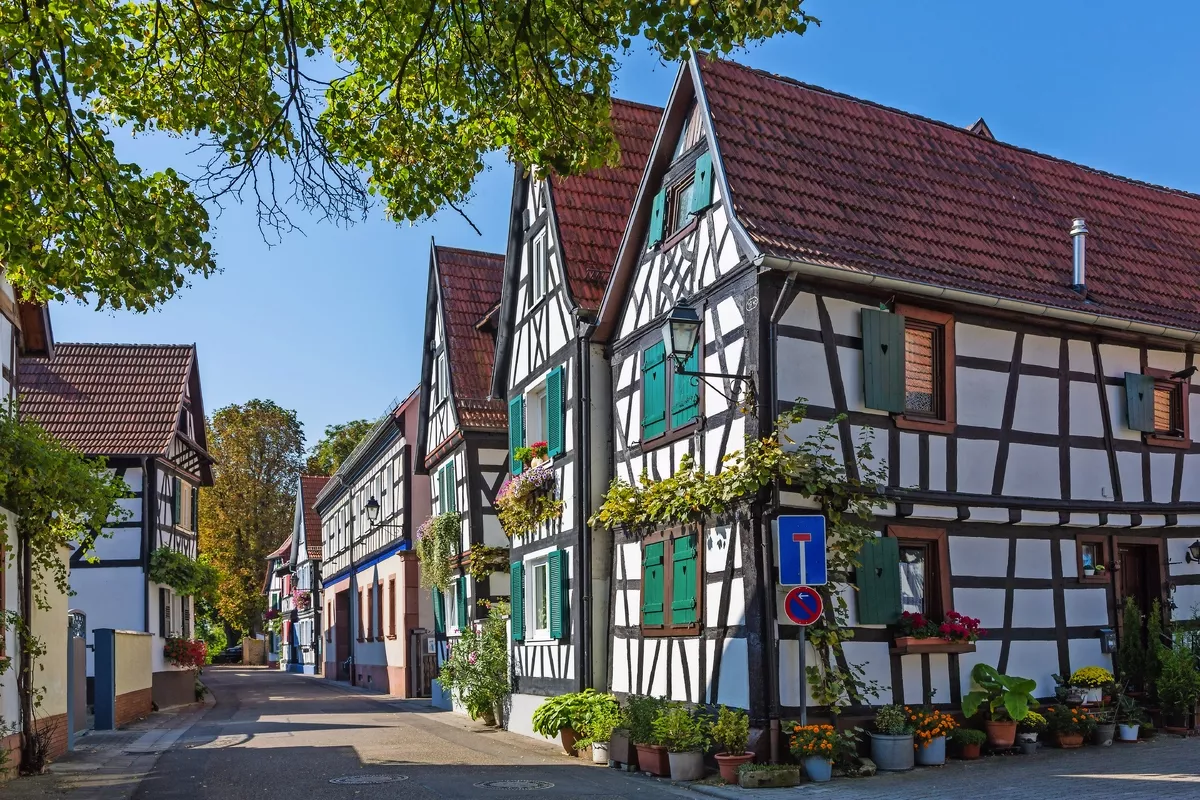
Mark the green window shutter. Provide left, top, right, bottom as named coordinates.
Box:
left=670, top=343, right=701, bottom=428
left=445, top=461, right=457, bottom=513
left=511, top=562, right=525, bottom=642
left=172, top=476, right=182, bottom=526
left=433, top=588, right=445, bottom=636
left=642, top=542, right=665, bottom=626
left=1125, top=372, right=1157, bottom=432
left=191, top=486, right=199, bottom=531
left=548, top=550, right=568, bottom=639
left=437, top=465, right=446, bottom=512
left=648, top=189, right=666, bottom=248
left=508, top=395, right=525, bottom=475
left=690, top=152, right=714, bottom=214
left=670, top=532, right=699, bottom=625
left=455, top=579, right=467, bottom=629
left=546, top=367, right=564, bottom=457
left=642, top=342, right=667, bottom=440
left=861, top=308, right=906, bottom=414
left=856, top=536, right=902, bottom=625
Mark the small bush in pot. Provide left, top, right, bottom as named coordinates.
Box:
left=950, top=727, right=985, bottom=759
left=908, top=707, right=956, bottom=766
left=1017, top=711, right=1047, bottom=743
left=1155, top=643, right=1200, bottom=731
left=710, top=706, right=753, bottom=783
left=961, top=663, right=1038, bottom=748
left=576, top=697, right=623, bottom=763
left=531, top=689, right=614, bottom=756
left=626, top=695, right=669, bottom=775
left=869, top=704, right=914, bottom=771
left=1115, top=693, right=1145, bottom=742
left=652, top=703, right=710, bottom=781
left=1045, top=705, right=1096, bottom=748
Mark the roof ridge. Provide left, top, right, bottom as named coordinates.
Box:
left=611, top=97, right=664, bottom=113
left=54, top=342, right=196, bottom=350
left=704, top=55, right=1200, bottom=205
left=435, top=244, right=505, bottom=259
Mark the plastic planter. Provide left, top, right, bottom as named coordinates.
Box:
left=1117, top=724, right=1140, bottom=742
left=1093, top=723, right=1115, bottom=746
left=668, top=751, right=704, bottom=781
left=592, top=742, right=609, bottom=764
left=915, top=735, right=946, bottom=766
left=802, top=756, right=833, bottom=783
left=870, top=733, right=915, bottom=771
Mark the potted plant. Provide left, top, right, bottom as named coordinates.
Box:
left=868, top=704, right=914, bottom=771
left=950, top=728, right=986, bottom=759
left=908, top=707, right=956, bottom=766
left=891, top=610, right=984, bottom=655
left=1115, top=693, right=1145, bottom=742
left=575, top=694, right=623, bottom=763
left=961, top=663, right=1038, bottom=748
left=1045, top=705, right=1096, bottom=748
left=1017, top=710, right=1046, bottom=754
left=788, top=724, right=839, bottom=783
left=710, top=705, right=753, bottom=783
left=1156, top=643, right=1200, bottom=733
left=1068, top=666, right=1114, bottom=705
left=1091, top=702, right=1116, bottom=746
left=531, top=689, right=614, bottom=756
left=652, top=703, right=709, bottom=781
left=626, top=695, right=669, bottom=776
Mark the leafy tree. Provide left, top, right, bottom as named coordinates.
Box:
left=305, top=419, right=374, bottom=476
left=0, top=408, right=128, bottom=771
left=198, top=400, right=304, bottom=636
left=2, top=1, right=817, bottom=309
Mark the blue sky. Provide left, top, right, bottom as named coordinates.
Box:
left=50, top=1, right=1200, bottom=445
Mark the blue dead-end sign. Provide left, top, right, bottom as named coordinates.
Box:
left=777, top=515, right=827, bottom=587
left=783, top=585, right=823, bottom=626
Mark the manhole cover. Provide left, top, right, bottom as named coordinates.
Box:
left=329, top=774, right=408, bottom=785
left=474, top=780, right=555, bottom=791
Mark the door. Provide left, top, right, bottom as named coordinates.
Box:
left=1117, top=542, right=1164, bottom=647
left=334, top=591, right=351, bottom=680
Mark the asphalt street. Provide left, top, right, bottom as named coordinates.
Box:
left=132, top=667, right=694, bottom=800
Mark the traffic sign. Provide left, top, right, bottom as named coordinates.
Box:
left=777, top=515, right=827, bottom=587
left=783, top=585, right=823, bottom=626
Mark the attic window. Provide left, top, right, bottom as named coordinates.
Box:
left=665, top=175, right=696, bottom=235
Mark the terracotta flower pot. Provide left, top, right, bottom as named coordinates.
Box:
left=1056, top=732, right=1084, bottom=748
left=715, top=752, right=755, bottom=784
left=559, top=727, right=580, bottom=756
left=634, top=743, right=670, bottom=776
left=984, top=720, right=1018, bottom=749
left=958, top=742, right=981, bottom=760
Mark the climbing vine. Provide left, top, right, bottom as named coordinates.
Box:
left=148, top=547, right=219, bottom=597
left=590, top=402, right=886, bottom=714
left=415, top=511, right=461, bottom=592
left=461, top=545, right=511, bottom=582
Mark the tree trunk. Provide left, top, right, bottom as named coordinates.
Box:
left=18, top=527, right=36, bottom=769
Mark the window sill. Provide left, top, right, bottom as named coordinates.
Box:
left=894, top=415, right=956, bottom=434
left=641, top=419, right=701, bottom=451
left=890, top=637, right=976, bottom=656
left=1079, top=573, right=1110, bottom=584
left=641, top=624, right=701, bottom=638
left=1146, top=434, right=1190, bottom=450
left=658, top=218, right=700, bottom=252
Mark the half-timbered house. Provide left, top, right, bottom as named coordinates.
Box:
left=491, top=99, right=659, bottom=738
left=264, top=537, right=290, bottom=669
left=20, top=343, right=214, bottom=708
left=413, top=243, right=509, bottom=711
left=285, top=474, right=330, bottom=673
left=317, top=387, right=433, bottom=696
left=595, top=54, right=1200, bottom=734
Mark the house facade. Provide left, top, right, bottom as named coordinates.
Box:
left=593, top=54, right=1200, bottom=729
left=264, top=538, right=290, bottom=669
left=285, top=474, right=330, bottom=674
left=317, top=388, right=433, bottom=696
left=20, top=343, right=214, bottom=709
left=491, top=100, right=659, bottom=738
left=413, top=243, right=510, bottom=711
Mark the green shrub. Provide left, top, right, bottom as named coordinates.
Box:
left=652, top=703, right=711, bottom=753
left=531, top=689, right=616, bottom=739
left=961, top=663, right=1038, bottom=721
left=1156, top=643, right=1200, bottom=717
left=710, top=705, right=750, bottom=754
left=949, top=728, right=985, bottom=746
left=625, top=694, right=667, bottom=745
left=872, top=704, right=911, bottom=735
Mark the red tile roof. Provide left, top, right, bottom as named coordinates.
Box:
left=435, top=246, right=506, bottom=430
left=266, top=537, right=291, bottom=560
left=699, top=56, right=1200, bottom=334
left=551, top=99, right=662, bottom=310
left=300, top=474, right=330, bottom=560
left=20, top=343, right=196, bottom=455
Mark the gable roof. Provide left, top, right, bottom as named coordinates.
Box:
left=435, top=246, right=506, bottom=430
left=549, top=99, right=662, bottom=310
left=299, top=474, right=330, bottom=560
left=696, top=55, right=1200, bottom=337
left=19, top=343, right=210, bottom=457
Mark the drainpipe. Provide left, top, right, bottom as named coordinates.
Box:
left=575, top=324, right=591, bottom=691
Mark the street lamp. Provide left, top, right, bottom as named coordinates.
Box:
left=365, top=495, right=381, bottom=525
left=1186, top=540, right=1200, bottom=564
left=660, top=301, right=755, bottom=405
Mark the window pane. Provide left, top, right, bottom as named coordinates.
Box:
left=534, top=564, right=548, bottom=630
left=1154, top=385, right=1178, bottom=433
left=898, top=545, right=927, bottom=615
left=1081, top=543, right=1098, bottom=570
left=904, top=325, right=937, bottom=415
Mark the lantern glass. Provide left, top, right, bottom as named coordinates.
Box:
left=661, top=304, right=701, bottom=370
left=1188, top=540, right=1200, bottom=563
left=365, top=495, right=381, bottom=523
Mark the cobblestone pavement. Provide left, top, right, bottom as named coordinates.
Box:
left=691, top=736, right=1200, bottom=800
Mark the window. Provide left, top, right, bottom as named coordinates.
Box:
left=889, top=527, right=950, bottom=622
left=1134, top=368, right=1191, bottom=449
left=527, top=385, right=548, bottom=445
left=640, top=527, right=701, bottom=636
left=173, top=479, right=195, bottom=532
left=531, top=231, right=548, bottom=301
left=358, top=588, right=365, bottom=641
left=861, top=306, right=956, bottom=433
left=452, top=577, right=467, bottom=631
left=375, top=578, right=384, bottom=641
left=437, top=461, right=457, bottom=516
left=641, top=340, right=700, bottom=443
left=508, top=366, right=565, bottom=470
left=532, top=560, right=550, bottom=637
left=327, top=603, right=332, bottom=642
left=665, top=175, right=695, bottom=235
left=1077, top=534, right=1110, bottom=583
left=388, top=576, right=397, bottom=638
left=647, top=151, right=714, bottom=249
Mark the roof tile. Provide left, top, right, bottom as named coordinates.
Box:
left=300, top=474, right=330, bottom=560
left=436, top=247, right=506, bottom=431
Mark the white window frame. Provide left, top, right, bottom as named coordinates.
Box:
left=529, top=558, right=551, bottom=641
left=526, top=383, right=548, bottom=445
left=531, top=231, right=548, bottom=302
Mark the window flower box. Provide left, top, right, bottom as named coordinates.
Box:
left=890, top=636, right=977, bottom=656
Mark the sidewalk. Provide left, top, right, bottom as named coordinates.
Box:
left=3, top=696, right=214, bottom=800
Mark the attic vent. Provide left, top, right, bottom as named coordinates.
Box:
left=967, top=118, right=994, bottom=139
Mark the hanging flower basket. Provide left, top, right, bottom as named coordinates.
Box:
left=291, top=588, right=311, bottom=611
left=496, top=464, right=563, bottom=537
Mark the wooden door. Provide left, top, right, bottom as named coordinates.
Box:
left=335, top=591, right=351, bottom=680
left=1116, top=542, right=1164, bottom=652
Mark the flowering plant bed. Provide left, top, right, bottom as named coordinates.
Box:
left=496, top=464, right=563, bottom=537
left=908, top=707, right=957, bottom=746
left=164, top=637, right=207, bottom=671
left=291, top=588, right=311, bottom=611
left=892, top=611, right=984, bottom=654
left=513, top=441, right=549, bottom=468
left=1068, top=666, right=1114, bottom=689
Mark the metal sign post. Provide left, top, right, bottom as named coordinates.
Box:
left=776, top=516, right=828, bottom=727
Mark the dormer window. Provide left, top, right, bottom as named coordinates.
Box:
left=647, top=153, right=714, bottom=249
left=665, top=176, right=696, bottom=236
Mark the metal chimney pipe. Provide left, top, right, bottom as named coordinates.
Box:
left=1070, top=217, right=1088, bottom=292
